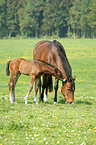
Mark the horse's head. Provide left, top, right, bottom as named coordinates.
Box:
left=61, top=76, right=76, bottom=104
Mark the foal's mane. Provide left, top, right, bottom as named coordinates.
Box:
left=35, top=59, right=56, bottom=68
left=52, top=40, right=72, bottom=79
left=35, top=59, right=63, bottom=79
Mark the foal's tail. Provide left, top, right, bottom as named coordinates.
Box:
left=6, top=60, right=11, bottom=76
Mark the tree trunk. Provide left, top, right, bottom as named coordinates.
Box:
left=68, top=26, right=70, bottom=33
left=8, top=31, right=11, bottom=37
left=35, top=30, right=37, bottom=39
left=73, top=30, right=75, bottom=39
left=57, top=30, right=59, bottom=37
left=83, top=31, right=85, bottom=38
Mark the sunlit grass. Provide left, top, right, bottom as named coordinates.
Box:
left=0, top=38, right=96, bottom=144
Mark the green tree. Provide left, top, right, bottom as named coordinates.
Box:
left=87, top=0, right=96, bottom=38
left=68, top=0, right=82, bottom=38
left=6, top=0, right=24, bottom=37
left=42, top=0, right=70, bottom=37
left=0, top=0, right=7, bottom=37
left=79, top=0, right=91, bottom=38
left=20, top=0, right=44, bottom=38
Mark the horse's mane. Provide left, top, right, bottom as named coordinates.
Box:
left=35, top=40, right=51, bottom=48
left=52, top=40, right=72, bottom=79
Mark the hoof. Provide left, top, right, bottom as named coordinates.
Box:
left=10, top=100, right=13, bottom=104
left=65, top=100, right=68, bottom=104
left=25, top=100, right=27, bottom=104
left=14, top=101, right=17, bottom=104
left=34, top=98, right=37, bottom=102
left=54, top=102, right=58, bottom=104
left=44, top=94, right=47, bottom=102
left=39, top=97, right=43, bottom=102
left=36, top=102, right=38, bottom=105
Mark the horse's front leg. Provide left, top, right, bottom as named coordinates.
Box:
left=44, top=87, right=48, bottom=102
left=25, top=75, right=35, bottom=104
left=54, top=79, right=59, bottom=104
left=39, top=74, right=47, bottom=102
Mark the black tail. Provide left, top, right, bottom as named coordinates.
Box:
left=6, top=60, right=11, bottom=76
left=47, top=75, right=53, bottom=92
left=43, top=75, right=53, bottom=92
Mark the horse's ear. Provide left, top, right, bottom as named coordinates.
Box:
left=68, top=76, right=71, bottom=82
left=73, top=76, right=76, bottom=81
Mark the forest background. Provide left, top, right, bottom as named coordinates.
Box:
left=0, top=0, right=96, bottom=39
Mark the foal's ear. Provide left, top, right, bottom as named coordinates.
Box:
left=73, top=76, right=76, bottom=81
left=55, top=68, right=58, bottom=73
left=63, top=78, right=67, bottom=83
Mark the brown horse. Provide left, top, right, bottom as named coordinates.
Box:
left=33, top=40, right=76, bottom=104
left=6, top=58, right=64, bottom=104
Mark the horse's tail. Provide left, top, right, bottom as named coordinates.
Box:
left=6, top=60, right=11, bottom=76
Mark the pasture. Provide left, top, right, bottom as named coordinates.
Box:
left=0, top=38, right=96, bottom=145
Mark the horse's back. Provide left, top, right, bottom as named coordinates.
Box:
left=34, top=41, right=53, bottom=62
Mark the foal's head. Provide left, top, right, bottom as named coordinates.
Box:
left=61, top=76, right=76, bottom=104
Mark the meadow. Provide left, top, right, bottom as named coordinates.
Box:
left=0, top=38, right=96, bottom=145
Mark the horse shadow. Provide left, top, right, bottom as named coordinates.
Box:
left=21, top=99, right=93, bottom=105
left=58, top=99, right=93, bottom=105
left=76, top=100, right=93, bottom=105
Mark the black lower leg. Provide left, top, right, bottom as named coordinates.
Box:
left=54, top=80, right=59, bottom=102
left=39, top=88, right=44, bottom=101
left=54, top=89, right=57, bottom=102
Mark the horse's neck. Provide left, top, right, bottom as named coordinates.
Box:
left=52, top=54, right=67, bottom=79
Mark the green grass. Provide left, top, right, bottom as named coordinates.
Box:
left=0, top=38, right=96, bottom=145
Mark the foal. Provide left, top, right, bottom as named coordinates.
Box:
left=6, top=58, right=64, bottom=104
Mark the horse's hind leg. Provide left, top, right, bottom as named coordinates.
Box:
left=9, top=72, right=21, bottom=103
left=12, top=72, right=21, bottom=103
left=9, top=76, right=15, bottom=103
left=25, top=75, right=35, bottom=104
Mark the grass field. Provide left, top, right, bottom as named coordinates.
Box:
left=0, top=38, right=96, bottom=145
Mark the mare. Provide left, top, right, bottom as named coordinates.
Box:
left=6, top=58, right=64, bottom=104
left=33, top=40, right=76, bottom=104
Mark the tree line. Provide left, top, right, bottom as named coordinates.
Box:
left=0, top=0, right=96, bottom=38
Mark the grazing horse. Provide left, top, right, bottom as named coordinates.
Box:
left=6, top=58, right=64, bottom=104
left=33, top=40, right=76, bottom=104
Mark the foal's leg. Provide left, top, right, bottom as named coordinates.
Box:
left=54, top=79, right=59, bottom=104
left=34, top=79, right=41, bottom=104
left=9, top=72, right=21, bottom=103
left=13, top=72, right=21, bottom=103
left=9, top=75, right=16, bottom=103
left=34, top=79, right=38, bottom=102
left=25, top=75, right=35, bottom=104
